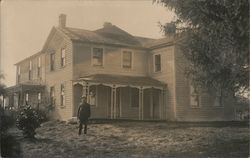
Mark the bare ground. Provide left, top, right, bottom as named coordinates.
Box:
left=6, top=120, right=249, bottom=158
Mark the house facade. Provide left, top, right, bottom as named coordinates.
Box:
left=5, top=14, right=235, bottom=121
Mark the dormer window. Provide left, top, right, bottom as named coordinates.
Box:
left=61, top=48, right=66, bottom=67
left=122, top=51, right=132, bottom=68
left=154, top=54, right=161, bottom=72
left=92, top=48, right=103, bottom=66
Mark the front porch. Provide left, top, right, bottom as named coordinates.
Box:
left=73, top=74, right=167, bottom=120
left=4, top=83, right=45, bottom=109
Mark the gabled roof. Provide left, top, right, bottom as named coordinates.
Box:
left=52, top=23, right=174, bottom=49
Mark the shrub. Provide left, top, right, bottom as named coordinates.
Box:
left=16, top=105, right=47, bottom=138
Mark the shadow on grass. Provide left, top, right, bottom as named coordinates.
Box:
left=1, top=134, right=22, bottom=158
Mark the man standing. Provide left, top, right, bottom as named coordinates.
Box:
left=77, top=96, right=91, bottom=135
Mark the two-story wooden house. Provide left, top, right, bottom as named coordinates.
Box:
left=5, top=14, right=235, bottom=121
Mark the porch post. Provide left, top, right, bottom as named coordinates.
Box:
left=161, top=89, right=165, bottom=120
left=111, top=85, right=116, bottom=119
left=139, top=86, right=143, bottom=120
left=159, top=89, right=164, bottom=120
left=113, top=86, right=117, bottom=119
left=150, top=88, right=153, bottom=119
left=111, top=86, right=113, bottom=119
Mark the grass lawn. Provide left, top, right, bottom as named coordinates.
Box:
left=4, top=120, right=249, bottom=158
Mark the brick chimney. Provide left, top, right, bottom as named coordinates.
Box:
left=103, top=22, right=112, bottom=28
left=59, top=14, right=66, bottom=28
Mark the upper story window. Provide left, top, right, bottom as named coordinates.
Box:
left=154, top=54, right=161, bottom=72
left=50, top=53, right=55, bottom=71
left=60, top=84, right=65, bottom=106
left=17, top=66, right=21, bottom=83
left=61, top=48, right=66, bottom=67
left=29, top=61, right=32, bottom=80
left=92, top=48, right=103, bottom=66
left=122, top=51, right=132, bottom=68
left=190, top=85, right=200, bottom=107
left=37, top=57, right=41, bottom=77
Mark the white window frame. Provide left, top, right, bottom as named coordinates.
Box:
left=121, top=50, right=133, bottom=69
left=50, top=53, right=55, bottom=71
left=60, top=83, right=65, bottom=107
left=38, top=92, right=41, bottom=103
left=25, top=93, right=29, bottom=102
left=153, top=54, right=162, bottom=73
left=61, top=48, right=66, bottom=67
left=91, top=47, right=104, bottom=67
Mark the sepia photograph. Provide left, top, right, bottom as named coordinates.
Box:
left=0, top=0, right=249, bottom=157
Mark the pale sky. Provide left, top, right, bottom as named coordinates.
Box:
left=0, top=0, right=175, bottom=87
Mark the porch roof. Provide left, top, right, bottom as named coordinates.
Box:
left=76, top=74, right=166, bottom=88
left=5, top=83, right=45, bottom=94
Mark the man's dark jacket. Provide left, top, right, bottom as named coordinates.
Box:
left=77, top=102, right=91, bottom=121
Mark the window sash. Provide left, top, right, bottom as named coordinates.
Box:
left=61, top=49, right=66, bottom=67
left=154, top=55, right=161, bottom=72
left=50, top=54, right=55, bottom=70
left=123, top=51, right=132, bottom=68
left=92, top=48, right=103, bottom=66
left=25, top=93, right=29, bottom=101
left=190, top=86, right=199, bottom=107
left=60, top=84, right=65, bottom=106
left=38, top=92, right=41, bottom=100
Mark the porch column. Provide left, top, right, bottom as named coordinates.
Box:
left=139, top=86, right=144, bottom=120
left=161, top=89, right=166, bottom=120
left=159, top=89, right=164, bottom=120
left=150, top=88, right=153, bottom=118
left=111, top=85, right=116, bottom=119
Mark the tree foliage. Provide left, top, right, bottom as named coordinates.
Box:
left=156, top=0, right=249, bottom=95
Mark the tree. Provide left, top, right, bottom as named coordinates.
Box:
left=155, top=0, right=249, bottom=96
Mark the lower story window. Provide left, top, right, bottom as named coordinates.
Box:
left=190, top=85, right=200, bottom=107
left=61, top=84, right=65, bottom=106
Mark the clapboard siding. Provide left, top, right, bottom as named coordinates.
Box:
left=73, top=43, right=148, bottom=79
left=174, top=46, right=235, bottom=121
left=149, top=46, right=176, bottom=120
left=44, top=29, right=73, bottom=120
